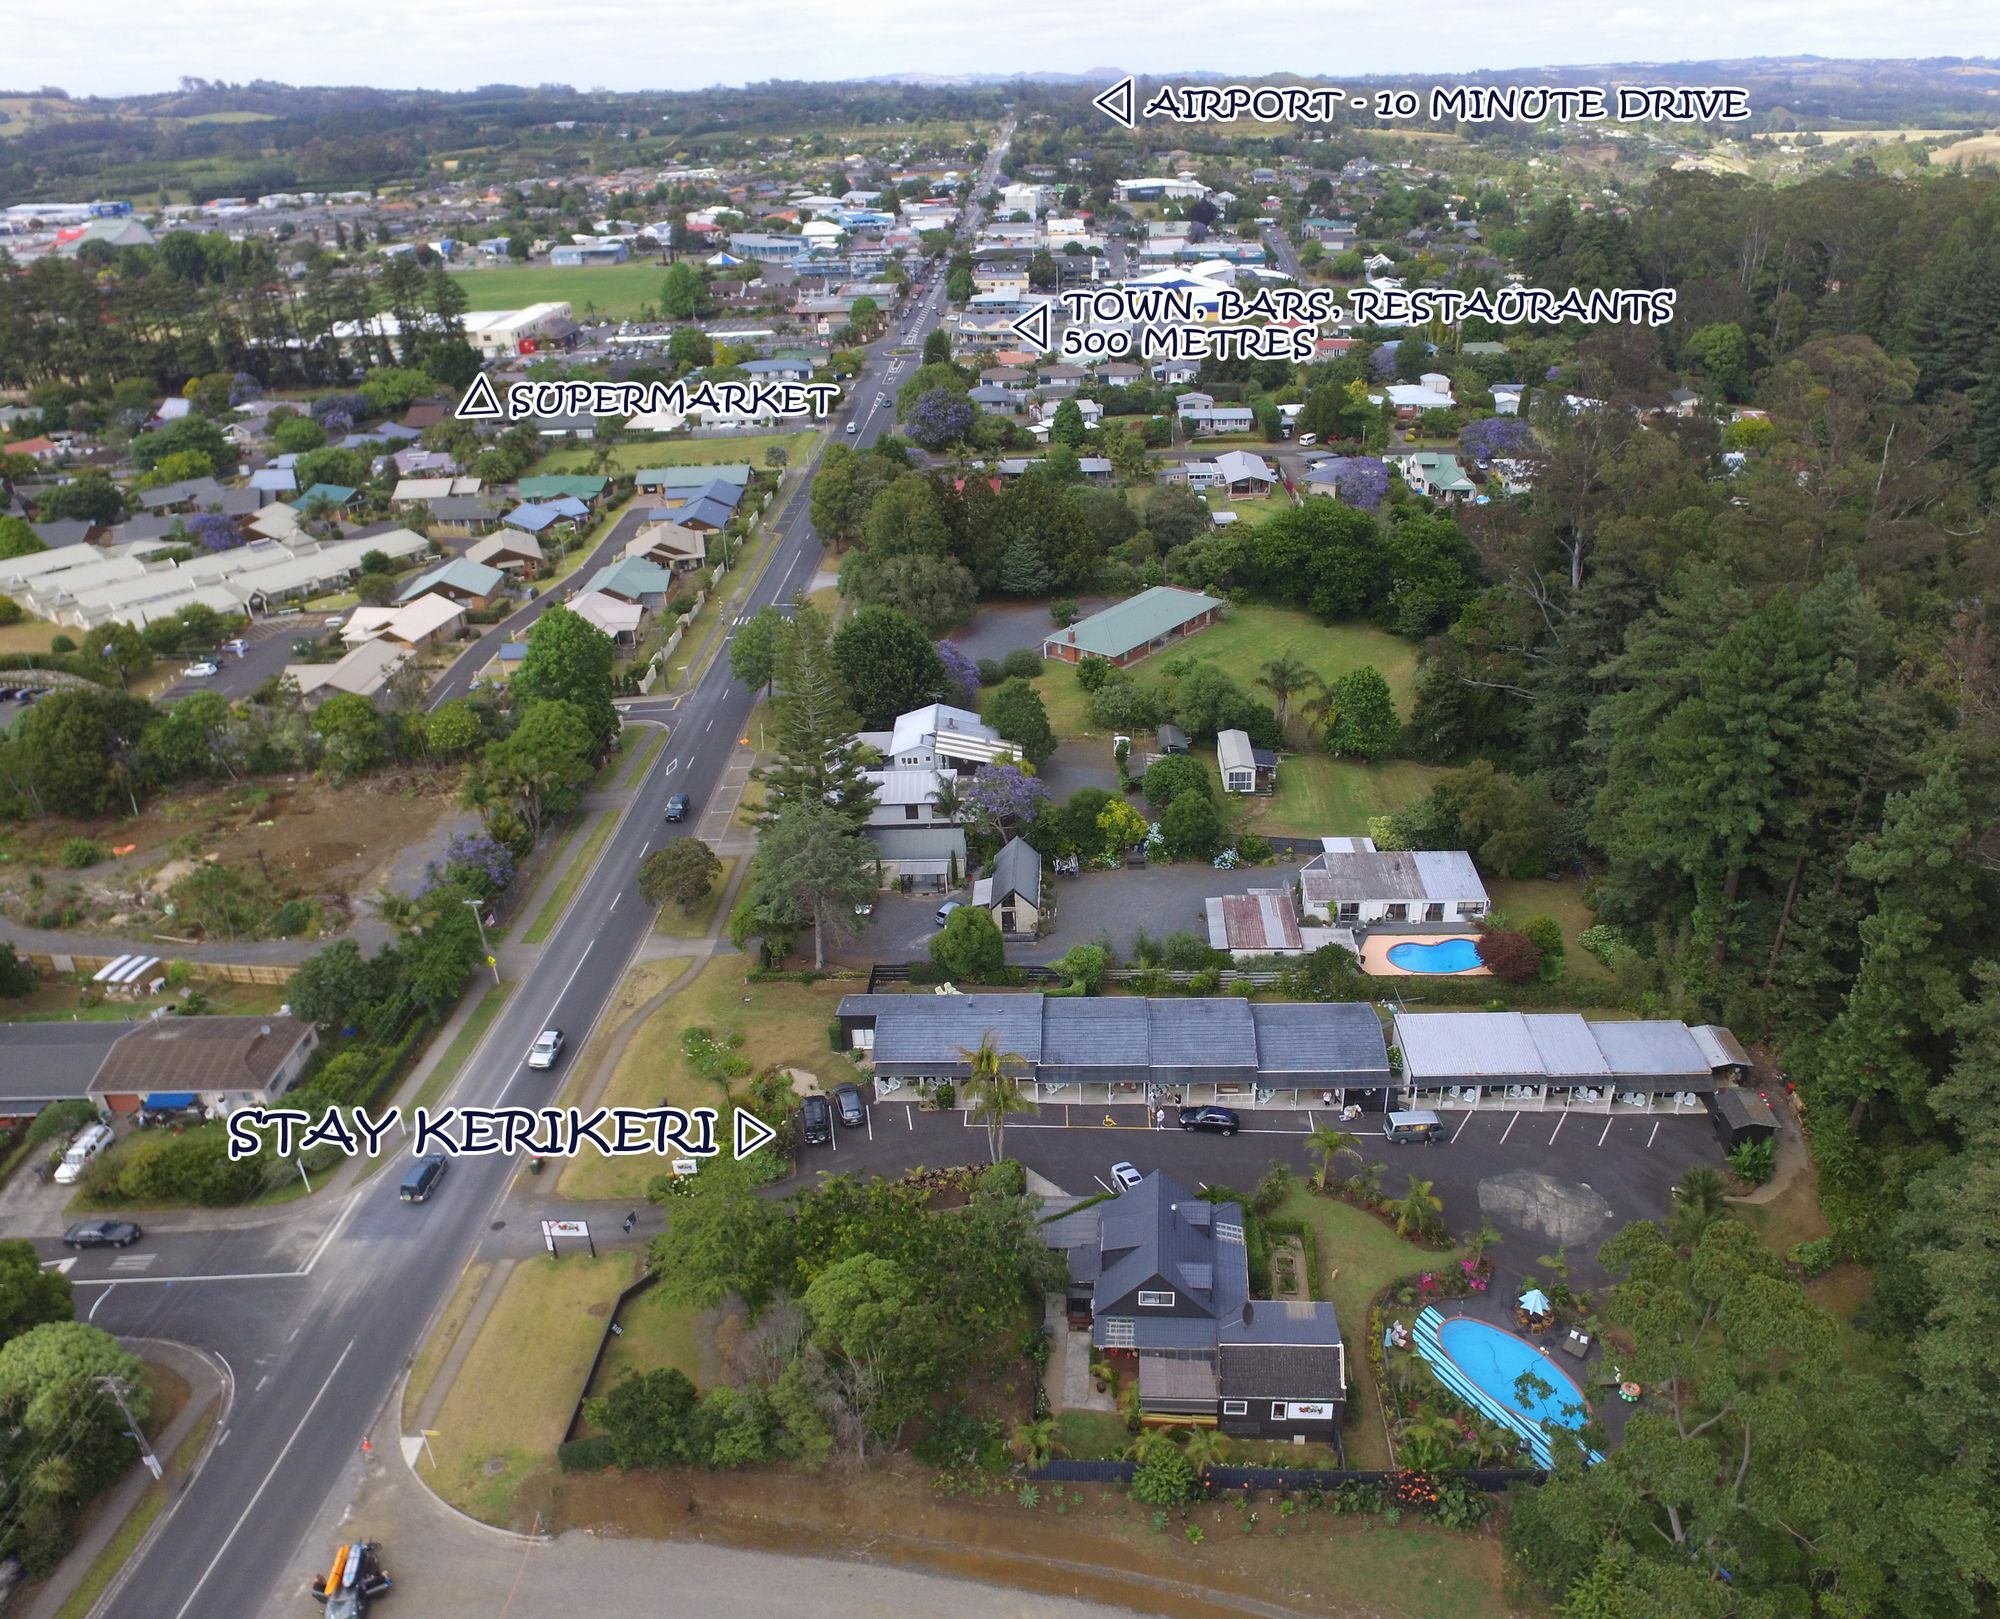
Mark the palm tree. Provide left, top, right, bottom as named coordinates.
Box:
left=1393, top=1173, right=1443, bottom=1239
left=1256, top=650, right=1317, bottom=733
left=1398, top=1405, right=1462, bottom=1471
left=1180, top=1425, right=1227, bottom=1472
left=1350, top=1158, right=1385, bottom=1201
left=932, top=775, right=963, bottom=826
left=962, top=1031, right=1034, bottom=1163
left=1537, top=1246, right=1576, bottom=1311
left=1305, top=1127, right=1362, bottom=1191
left=1300, top=676, right=1339, bottom=743
left=1127, top=1425, right=1181, bottom=1464
left=367, top=888, right=438, bottom=936
left=1013, top=1417, right=1062, bottom=1468
left=1462, top=1218, right=1503, bottom=1264
left=1669, top=1165, right=1729, bottom=1250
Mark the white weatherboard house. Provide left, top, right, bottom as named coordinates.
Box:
left=1298, top=837, right=1488, bottom=926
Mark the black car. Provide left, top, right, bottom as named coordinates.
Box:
left=664, top=793, right=690, bottom=822
left=800, top=1093, right=832, bottom=1145
left=63, top=1219, right=143, bottom=1249
left=833, top=1083, right=866, bottom=1128
left=1178, top=1106, right=1241, bottom=1136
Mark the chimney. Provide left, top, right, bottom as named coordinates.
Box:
left=1067, top=630, right=1076, bottom=644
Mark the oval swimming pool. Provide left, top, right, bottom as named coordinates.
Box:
left=1436, top=1316, right=1591, bottom=1434
left=1387, top=937, right=1483, bottom=973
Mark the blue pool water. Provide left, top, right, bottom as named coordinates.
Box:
left=1435, top=1317, right=1591, bottom=1435
left=1387, top=937, right=1483, bottom=973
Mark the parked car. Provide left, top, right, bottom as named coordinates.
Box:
left=1110, top=1161, right=1144, bottom=1191
left=222, top=638, right=250, bottom=656
left=800, top=1093, right=833, bottom=1146
left=664, top=793, right=690, bottom=822
left=181, top=660, right=221, bottom=679
left=1177, top=1105, right=1241, bottom=1136
left=935, top=899, right=964, bottom=927
left=63, top=1219, right=142, bottom=1249
left=1383, top=1109, right=1448, bottom=1145
left=833, top=1083, right=866, bottom=1128
left=527, top=1029, right=565, bottom=1070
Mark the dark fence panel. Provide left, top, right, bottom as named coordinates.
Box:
left=1031, top=1460, right=1545, bottom=1493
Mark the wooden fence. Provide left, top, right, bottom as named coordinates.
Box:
left=1031, top=1460, right=1545, bottom=1493
left=24, top=952, right=294, bottom=987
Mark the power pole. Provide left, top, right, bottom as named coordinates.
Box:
left=95, top=1376, right=163, bottom=1481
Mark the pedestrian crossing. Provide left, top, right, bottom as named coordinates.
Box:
left=108, top=1252, right=157, bottom=1273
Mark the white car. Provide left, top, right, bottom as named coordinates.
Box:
left=181, top=660, right=221, bottom=679
left=527, top=1029, right=565, bottom=1070
left=1111, top=1162, right=1144, bottom=1192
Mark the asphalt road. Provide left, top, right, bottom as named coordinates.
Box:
left=61, top=135, right=1013, bottom=1619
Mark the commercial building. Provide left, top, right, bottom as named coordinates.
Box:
left=1392, top=1011, right=1736, bottom=1113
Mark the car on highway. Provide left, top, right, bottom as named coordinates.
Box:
left=800, top=1093, right=833, bottom=1146
left=1177, top=1105, right=1241, bottom=1136
left=400, top=1154, right=448, bottom=1203
left=845, top=422, right=859, bottom=434
left=63, top=1218, right=143, bottom=1249
left=833, top=1082, right=867, bottom=1128
left=1110, top=1161, right=1144, bottom=1192
left=664, top=792, right=690, bottom=822
left=527, top=1028, right=565, bottom=1069
left=181, top=659, right=221, bottom=678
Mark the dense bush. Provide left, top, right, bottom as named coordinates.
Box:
left=56, top=837, right=102, bottom=869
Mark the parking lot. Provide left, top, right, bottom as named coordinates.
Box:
left=156, top=612, right=336, bottom=701
left=789, top=1094, right=1727, bottom=1294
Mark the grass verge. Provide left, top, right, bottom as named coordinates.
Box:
left=423, top=1253, right=635, bottom=1524
left=404, top=981, right=513, bottom=1117
left=652, top=856, right=736, bottom=938
left=588, top=1285, right=705, bottom=1396
left=556, top=955, right=860, bottom=1201
left=619, top=727, right=667, bottom=788
left=522, top=813, right=614, bottom=945
left=53, top=1401, right=217, bottom=1619
left=402, top=1261, right=492, bottom=1429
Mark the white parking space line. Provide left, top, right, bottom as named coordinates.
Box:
left=1093, top=1176, right=1114, bottom=1195
left=1500, top=1111, right=1520, bottom=1144
left=828, top=1129, right=836, bottom=1152
left=866, top=1110, right=874, bottom=1142
left=1597, top=1116, right=1615, bottom=1147
left=1549, top=1112, right=1567, bottom=1146
left=1647, top=1120, right=1661, bottom=1150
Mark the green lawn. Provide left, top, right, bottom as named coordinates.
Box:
left=1273, top=1185, right=1448, bottom=1470
left=1251, top=754, right=1442, bottom=838
left=423, top=1254, right=636, bottom=1523
left=531, top=433, right=817, bottom=477
left=653, top=855, right=736, bottom=938
left=1486, top=877, right=1609, bottom=981
left=557, top=955, right=860, bottom=1201
left=1208, top=490, right=1294, bottom=526
left=1052, top=1407, right=1130, bottom=1460
left=522, top=812, right=615, bottom=945
left=440, top=262, right=672, bottom=320
left=590, top=1284, right=705, bottom=1392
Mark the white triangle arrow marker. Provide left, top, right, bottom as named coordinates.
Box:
left=1093, top=76, right=1136, bottom=130
left=1010, top=303, right=1052, bottom=354
left=733, top=1107, right=777, bottom=1160
left=455, top=371, right=503, bottom=421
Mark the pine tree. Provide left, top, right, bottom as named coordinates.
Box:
left=761, top=603, right=874, bottom=830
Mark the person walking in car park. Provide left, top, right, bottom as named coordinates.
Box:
left=1154, top=1107, right=1166, bottom=1130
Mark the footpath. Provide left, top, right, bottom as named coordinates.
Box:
left=21, top=1341, right=228, bottom=1619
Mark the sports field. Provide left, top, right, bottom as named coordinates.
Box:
left=442, top=262, right=672, bottom=319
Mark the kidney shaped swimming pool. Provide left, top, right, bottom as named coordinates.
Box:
left=1386, top=937, right=1483, bottom=973
left=1436, top=1316, right=1592, bottom=1434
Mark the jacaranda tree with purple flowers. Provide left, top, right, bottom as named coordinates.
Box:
left=1460, top=416, right=1533, bottom=466
left=962, top=763, right=1050, bottom=830
left=935, top=639, right=980, bottom=707
left=907, top=387, right=974, bottom=450
left=431, top=832, right=515, bottom=899
left=1321, top=457, right=1389, bottom=511
left=188, top=512, right=242, bottom=552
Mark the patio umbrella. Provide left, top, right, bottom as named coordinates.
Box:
left=1519, top=1288, right=1552, bottom=1315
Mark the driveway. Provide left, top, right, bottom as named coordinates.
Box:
left=946, top=599, right=1103, bottom=666
left=156, top=613, right=336, bottom=702
left=1018, top=857, right=1309, bottom=964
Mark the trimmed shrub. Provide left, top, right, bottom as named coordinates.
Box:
left=56, top=837, right=103, bottom=870
left=1001, top=647, right=1042, bottom=680
left=49, top=634, right=77, bottom=654
left=557, top=1435, right=617, bottom=1472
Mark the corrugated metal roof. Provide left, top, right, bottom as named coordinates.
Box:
left=1591, top=1021, right=1708, bottom=1076
left=1395, top=1012, right=1545, bottom=1078
left=1525, top=1014, right=1610, bottom=1077
left=1251, top=1003, right=1388, bottom=1077
left=1044, top=585, right=1223, bottom=659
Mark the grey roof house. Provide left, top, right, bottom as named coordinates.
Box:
left=973, top=836, right=1043, bottom=940
left=1043, top=1170, right=1346, bottom=1442
left=1298, top=836, right=1487, bottom=926
left=834, top=993, right=1391, bottom=1109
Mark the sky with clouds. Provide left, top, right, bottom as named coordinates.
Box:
left=14, top=1, right=2000, bottom=97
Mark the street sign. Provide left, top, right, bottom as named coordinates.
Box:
left=486, top=956, right=497, bottom=968
left=542, top=1218, right=594, bottom=1258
